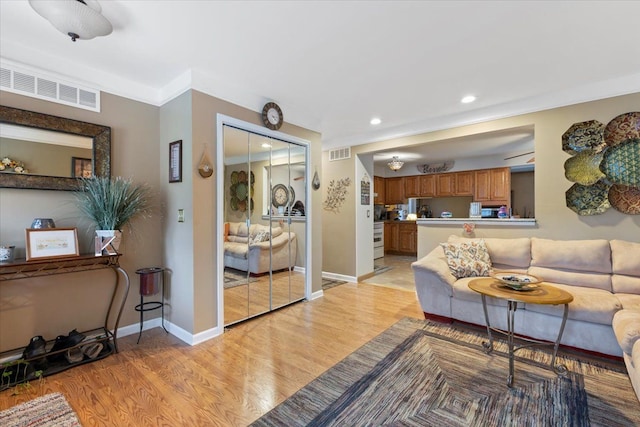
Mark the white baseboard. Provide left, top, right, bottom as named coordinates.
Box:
left=309, top=289, right=324, bottom=300
left=322, top=271, right=356, bottom=283
left=116, top=318, right=223, bottom=347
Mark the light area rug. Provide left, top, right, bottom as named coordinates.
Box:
left=252, top=317, right=639, bottom=426
left=322, top=278, right=349, bottom=291
left=0, top=392, right=81, bottom=427
left=224, top=268, right=256, bottom=289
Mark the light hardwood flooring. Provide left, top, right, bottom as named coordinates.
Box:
left=0, top=281, right=424, bottom=426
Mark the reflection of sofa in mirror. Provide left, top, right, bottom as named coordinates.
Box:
left=224, top=222, right=297, bottom=274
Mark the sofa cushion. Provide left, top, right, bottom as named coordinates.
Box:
left=613, top=310, right=640, bottom=355
left=528, top=266, right=612, bottom=291
left=448, top=235, right=531, bottom=268
left=452, top=277, right=508, bottom=307
left=441, top=240, right=492, bottom=279
left=224, top=242, right=248, bottom=259
left=612, top=274, right=640, bottom=295
left=616, top=294, right=640, bottom=310
left=523, top=283, right=621, bottom=325
left=531, top=238, right=612, bottom=273
left=611, top=240, right=640, bottom=276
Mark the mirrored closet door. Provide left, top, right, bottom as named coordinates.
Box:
left=222, top=124, right=307, bottom=326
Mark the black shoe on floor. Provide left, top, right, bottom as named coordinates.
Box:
left=48, top=329, right=86, bottom=362
left=22, top=335, right=48, bottom=371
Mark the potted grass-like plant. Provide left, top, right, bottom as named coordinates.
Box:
left=75, top=176, right=152, bottom=255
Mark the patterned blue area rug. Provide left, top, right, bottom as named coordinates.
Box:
left=252, top=318, right=639, bottom=426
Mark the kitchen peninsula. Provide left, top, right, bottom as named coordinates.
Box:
left=415, top=217, right=538, bottom=259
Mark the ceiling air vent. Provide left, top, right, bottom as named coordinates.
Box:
left=329, top=147, right=351, bottom=161
left=0, top=62, right=100, bottom=112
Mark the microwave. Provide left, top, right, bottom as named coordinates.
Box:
left=481, top=208, right=499, bottom=218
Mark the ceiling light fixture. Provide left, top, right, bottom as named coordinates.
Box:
left=461, top=95, right=476, bottom=104
left=370, top=117, right=381, bottom=125
left=29, top=0, right=113, bottom=42
left=387, top=156, right=404, bottom=172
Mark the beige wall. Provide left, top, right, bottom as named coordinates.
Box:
left=1, top=87, right=322, bottom=349
left=322, top=92, right=640, bottom=276
left=0, top=90, right=162, bottom=351
left=321, top=151, right=357, bottom=275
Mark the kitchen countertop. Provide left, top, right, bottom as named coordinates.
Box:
left=416, top=218, right=536, bottom=227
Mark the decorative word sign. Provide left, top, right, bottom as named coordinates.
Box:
left=416, top=161, right=454, bottom=174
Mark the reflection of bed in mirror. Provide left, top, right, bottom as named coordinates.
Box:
left=0, top=105, right=110, bottom=190
left=223, top=222, right=297, bottom=275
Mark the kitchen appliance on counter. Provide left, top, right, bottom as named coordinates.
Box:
left=481, top=207, right=500, bottom=218
left=373, top=204, right=387, bottom=221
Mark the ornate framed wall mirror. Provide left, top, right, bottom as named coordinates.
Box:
left=0, top=105, right=111, bottom=191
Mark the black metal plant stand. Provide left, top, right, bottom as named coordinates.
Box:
left=134, top=267, right=168, bottom=344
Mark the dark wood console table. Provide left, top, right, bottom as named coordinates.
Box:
left=0, top=254, right=130, bottom=390
left=0, top=254, right=130, bottom=352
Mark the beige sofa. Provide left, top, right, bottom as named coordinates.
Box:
left=224, top=222, right=297, bottom=274
left=412, top=236, right=640, bottom=400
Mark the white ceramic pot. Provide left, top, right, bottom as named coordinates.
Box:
left=95, top=230, right=122, bottom=255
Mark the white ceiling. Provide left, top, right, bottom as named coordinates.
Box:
left=1, top=1, right=639, bottom=166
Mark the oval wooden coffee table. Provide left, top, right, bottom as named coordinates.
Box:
left=468, top=277, right=574, bottom=387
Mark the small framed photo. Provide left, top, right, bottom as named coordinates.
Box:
left=169, top=140, right=182, bottom=183
left=72, top=157, right=93, bottom=178
left=26, top=228, right=80, bottom=261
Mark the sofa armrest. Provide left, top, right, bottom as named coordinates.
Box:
left=249, top=232, right=293, bottom=250
left=411, top=246, right=456, bottom=292
left=411, top=246, right=456, bottom=318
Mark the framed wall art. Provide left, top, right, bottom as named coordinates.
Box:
left=25, top=228, right=80, bottom=261
left=169, top=140, right=182, bottom=183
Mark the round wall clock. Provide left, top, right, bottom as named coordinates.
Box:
left=262, top=102, right=283, bottom=130
left=272, top=183, right=289, bottom=207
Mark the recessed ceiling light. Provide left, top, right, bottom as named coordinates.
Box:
left=370, top=118, right=381, bottom=125
left=461, top=95, right=476, bottom=104
left=261, top=143, right=272, bottom=148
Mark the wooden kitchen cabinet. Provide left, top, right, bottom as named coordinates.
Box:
left=385, top=177, right=405, bottom=204
left=374, top=176, right=386, bottom=204
left=384, top=222, right=398, bottom=251
left=384, top=222, right=416, bottom=255
left=435, top=173, right=455, bottom=196
left=398, top=222, right=417, bottom=254
left=455, top=171, right=474, bottom=196
left=404, top=176, right=420, bottom=198
left=474, top=167, right=511, bottom=207
left=419, top=174, right=436, bottom=197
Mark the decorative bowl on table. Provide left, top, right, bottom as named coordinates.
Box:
left=491, top=272, right=540, bottom=291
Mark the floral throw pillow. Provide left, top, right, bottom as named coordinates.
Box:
left=250, top=230, right=271, bottom=245
left=440, top=240, right=492, bottom=279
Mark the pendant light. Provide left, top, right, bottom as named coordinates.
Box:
left=387, top=156, right=404, bottom=172
left=29, top=0, right=113, bottom=42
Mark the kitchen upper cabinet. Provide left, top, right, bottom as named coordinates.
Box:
left=474, top=167, right=511, bottom=206
left=455, top=171, right=474, bottom=196
left=374, top=176, right=386, bottom=204
left=385, top=177, right=405, bottom=204
left=435, top=173, right=455, bottom=196
left=404, top=176, right=420, bottom=198
left=419, top=174, right=436, bottom=197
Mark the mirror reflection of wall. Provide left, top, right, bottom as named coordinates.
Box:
left=0, top=123, right=93, bottom=178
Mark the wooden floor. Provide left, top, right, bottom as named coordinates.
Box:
left=0, top=281, right=424, bottom=426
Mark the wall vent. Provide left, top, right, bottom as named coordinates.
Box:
left=0, top=62, right=100, bottom=112
left=329, top=147, right=351, bottom=161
